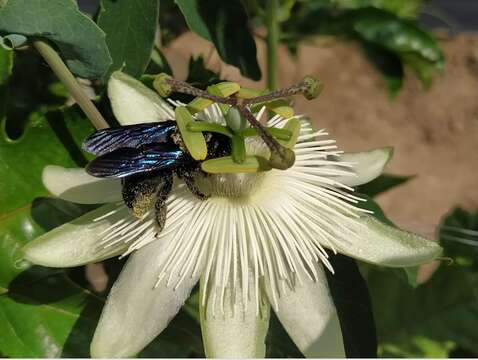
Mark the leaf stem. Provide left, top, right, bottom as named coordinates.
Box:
left=33, top=40, right=109, bottom=130
left=266, top=0, right=279, bottom=91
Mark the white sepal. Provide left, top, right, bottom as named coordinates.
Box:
left=42, top=165, right=122, bottom=204
left=23, top=203, right=128, bottom=267
left=90, top=234, right=200, bottom=358
left=108, top=71, right=174, bottom=125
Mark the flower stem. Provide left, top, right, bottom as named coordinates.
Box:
left=33, top=40, right=109, bottom=130
left=266, top=0, right=279, bottom=91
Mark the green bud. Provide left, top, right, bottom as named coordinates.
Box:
left=269, top=147, right=295, bottom=170
left=231, top=134, right=246, bottom=164
left=302, top=75, right=323, bottom=100
left=153, top=73, right=173, bottom=97
left=225, top=107, right=247, bottom=133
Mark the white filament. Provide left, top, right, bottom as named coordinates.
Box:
left=92, top=104, right=371, bottom=316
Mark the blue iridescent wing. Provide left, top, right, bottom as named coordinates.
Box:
left=86, top=143, right=190, bottom=178
left=82, top=121, right=177, bottom=156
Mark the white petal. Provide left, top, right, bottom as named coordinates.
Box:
left=90, top=233, right=199, bottom=358
left=200, top=277, right=270, bottom=358
left=272, top=265, right=345, bottom=357
left=42, top=165, right=122, bottom=204
left=336, top=147, right=393, bottom=186
left=108, top=71, right=174, bottom=125
left=23, top=203, right=129, bottom=267
left=338, top=215, right=442, bottom=267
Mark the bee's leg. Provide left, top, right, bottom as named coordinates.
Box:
left=177, top=168, right=208, bottom=200
left=154, top=171, right=173, bottom=233
left=122, top=174, right=162, bottom=218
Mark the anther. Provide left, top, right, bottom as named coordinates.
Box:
left=243, top=75, right=323, bottom=105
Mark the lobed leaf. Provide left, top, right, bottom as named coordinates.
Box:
left=175, top=0, right=261, bottom=80
left=0, top=0, right=111, bottom=79
left=98, top=0, right=159, bottom=79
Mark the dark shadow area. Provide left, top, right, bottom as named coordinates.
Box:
left=325, top=252, right=378, bottom=358
left=4, top=50, right=67, bottom=140
left=102, top=256, right=128, bottom=294
left=61, top=296, right=104, bottom=357
left=8, top=266, right=84, bottom=304
left=449, top=347, right=478, bottom=358
left=45, top=110, right=89, bottom=167
left=140, top=309, right=204, bottom=358
left=266, top=312, right=303, bottom=358
left=31, top=197, right=97, bottom=232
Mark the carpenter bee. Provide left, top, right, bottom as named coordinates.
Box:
left=82, top=120, right=230, bottom=232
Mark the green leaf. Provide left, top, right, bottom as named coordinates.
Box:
left=439, top=207, right=478, bottom=270
left=401, top=53, right=436, bottom=89
left=98, top=0, right=159, bottom=79
left=145, top=47, right=173, bottom=76
left=0, top=0, right=111, bottom=79
left=0, top=108, right=93, bottom=214
left=185, top=56, right=220, bottom=87
left=0, top=196, right=104, bottom=357
left=334, top=0, right=424, bottom=18
left=358, top=173, right=413, bottom=197
left=361, top=42, right=404, bottom=96
left=364, top=262, right=478, bottom=356
left=0, top=46, right=12, bottom=119
left=360, top=206, right=478, bottom=356
left=0, top=197, right=200, bottom=357
left=266, top=312, right=303, bottom=358
left=352, top=8, right=444, bottom=72
left=175, top=0, right=261, bottom=80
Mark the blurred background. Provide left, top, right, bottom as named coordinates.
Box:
left=1, top=0, right=477, bottom=358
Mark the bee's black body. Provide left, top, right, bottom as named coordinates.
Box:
left=83, top=121, right=230, bottom=231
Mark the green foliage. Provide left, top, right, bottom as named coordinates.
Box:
left=332, top=0, right=423, bottom=18
left=175, top=0, right=261, bottom=80
left=0, top=108, right=93, bottom=213
left=266, top=312, right=303, bottom=358
left=360, top=207, right=478, bottom=357
left=440, top=208, right=478, bottom=270
left=98, top=0, right=159, bottom=79
left=0, top=0, right=111, bottom=79
left=278, top=3, right=443, bottom=93
left=0, top=199, right=103, bottom=357
left=326, top=253, right=377, bottom=357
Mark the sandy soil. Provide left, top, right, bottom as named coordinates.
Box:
left=163, top=32, right=478, bottom=239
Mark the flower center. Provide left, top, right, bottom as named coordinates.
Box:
left=197, top=172, right=266, bottom=198
left=196, top=137, right=270, bottom=198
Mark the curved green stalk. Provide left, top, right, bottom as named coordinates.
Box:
left=266, top=0, right=280, bottom=91
left=33, top=40, right=109, bottom=130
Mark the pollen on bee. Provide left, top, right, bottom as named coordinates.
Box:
left=131, top=193, right=156, bottom=218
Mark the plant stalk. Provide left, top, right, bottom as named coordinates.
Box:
left=33, top=40, right=109, bottom=130
left=266, top=0, right=279, bottom=91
